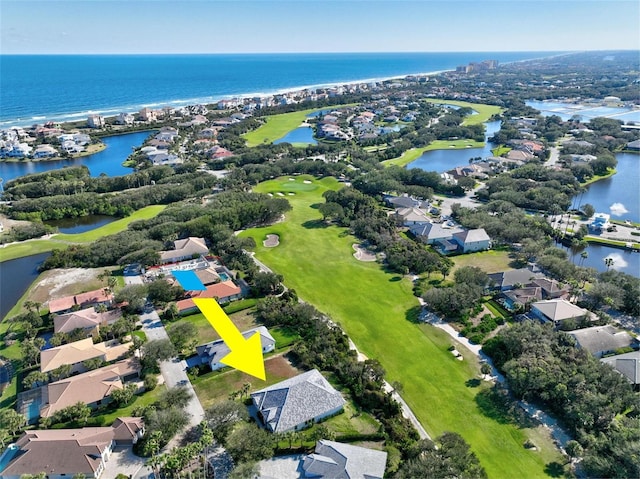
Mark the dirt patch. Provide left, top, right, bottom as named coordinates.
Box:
left=263, top=234, right=280, bottom=247
left=30, top=268, right=108, bottom=306
left=0, top=214, right=32, bottom=234
left=352, top=243, right=376, bottom=262
left=265, top=354, right=300, bottom=379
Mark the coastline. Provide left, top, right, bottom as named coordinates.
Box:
left=0, top=68, right=454, bottom=128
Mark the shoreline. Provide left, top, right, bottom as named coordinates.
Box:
left=4, top=50, right=567, bottom=129
left=0, top=68, right=453, bottom=128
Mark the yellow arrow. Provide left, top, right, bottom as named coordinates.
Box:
left=193, top=298, right=266, bottom=380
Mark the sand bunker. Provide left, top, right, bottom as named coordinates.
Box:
left=303, top=180, right=312, bottom=184
left=263, top=234, right=280, bottom=247
left=276, top=192, right=285, bottom=196
left=352, top=243, right=376, bottom=262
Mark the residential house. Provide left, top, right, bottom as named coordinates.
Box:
left=32, top=144, right=58, bottom=158
left=503, top=286, right=543, bottom=311
left=251, top=369, right=346, bottom=433
left=48, top=288, right=114, bottom=315
left=601, top=350, right=640, bottom=389
left=138, top=107, right=157, bottom=122
left=54, top=307, right=122, bottom=337
left=40, top=338, right=131, bottom=375
left=116, top=113, right=135, bottom=125
left=569, top=325, right=638, bottom=358
left=530, top=299, right=594, bottom=326
left=395, top=207, right=431, bottom=226
left=87, top=115, right=105, bottom=129
left=409, top=222, right=464, bottom=245
left=488, top=267, right=546, bottom=291
left=175, top=280, right=244, bottom=314
left=195, top=326, right=275, bottom=371
left=589, top=213, right=610, bottom=232
left=451, top=228, right=491, bottom=253
left=193, top=267, right=224, bottom=286
left=159, top=236, right=209, bottom=264
left=383, top=195, right=428, bottom=209
left=0, top=418, right=144, bottom=479
left=40, top=358, right=141, bottom=418
left=528, top=278, right=570, bottom=300
left=301, top=440, right=388, bottom=479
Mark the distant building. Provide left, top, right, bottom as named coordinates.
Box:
left=87, top=114, right=105, bottom=129
left=159, top=236, right=209, bottom=264
left=589, top=213, right=610, bottom=231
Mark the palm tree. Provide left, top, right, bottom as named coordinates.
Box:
left=580, top=250, right=588, bottom=266
left=604, top=257, right=614, bottom=271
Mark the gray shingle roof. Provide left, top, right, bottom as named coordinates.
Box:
left=569, top=325, right=636, bottom=357
left=302, top=440, right=388, bottom=479
left=601, top=350, right=640, bottom=385
left=196, top=326, right=275, bottom=365
left=251, top=369, right=345, bottom=433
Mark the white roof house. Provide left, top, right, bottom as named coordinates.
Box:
left=302, top=440, right=388, bottom=479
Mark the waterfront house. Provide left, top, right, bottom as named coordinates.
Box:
left=48, top=288, right=114, bottom=315
left=569, top=325, right=638, bottom=358
left=251, top=369, right=345, bottom=433
left=0, top=418, right=144, bottom=479
left=33, top=144, right=58, bottom=158
left=589, top=213, right=610, bottom=232
left=116, top=112, right=135, bottom=125
left=53, top=307, right=123, bottom=337
left=301, top=440, right=388, bottom=479
left=175, top=280, right=244, bottom=314
left=87, top=115, right=105, bottom=129
left=488, top=267, right=546, bottom=291
left=195, top=326, right=275, bottom=371
left=159, top=236, right=209, bottom=264
left=138, top=107, right=157, bottom=122
left=40, top=338, right=131, bottom=375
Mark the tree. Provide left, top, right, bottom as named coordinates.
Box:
left=480, top=363, right=492, bottom=376
left=252, top=271, right=284, bottom=296
left=147, top=278, right=184, bottom=306
left=604, top=257, right=614, bottom=271
left=581, top=203, right=595, bottom=219
left=50, top=363, right=73, bottom=381
left=115, top=284, right=148, bottom=313
left=226, top=422, right=276, bottom=463
left=111, top=384, right=137, bottom=407
left=229, top=462, right=259, bottom=479
left=205, top=400, right=248, bottom=443
left=167, top=321, right=198, bottom=353
left=23, top=370, right=49, bottom=389
left=0, top=409, right=26, bottom=435
left=141, top=339, right=176, bottom=371
left=565, top=440, right=583, bottom=464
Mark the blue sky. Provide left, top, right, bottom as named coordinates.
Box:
left=1, top=0, right=638, bottom=54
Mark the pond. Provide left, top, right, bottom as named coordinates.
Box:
left=0, top=252, right=50, bottom=320
left=274, top=126, right=317, bottom=145
left=0, top=130, right=152, bottom=183
left=44, top=215, right=117, bottom=234
left=407, top=120, right=501, bottom=173
left=575, top=153, right=639, bottom=223
left=562, top=243, right=639, bottom=277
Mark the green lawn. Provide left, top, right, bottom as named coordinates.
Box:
left=451, top=250, right=514, bottom=274
left=242, top=105, right=357, bottom=146
left=0, top=205, right=166, bottom=262
left=424, top=99, right=503, bottom=126
left=239, top=175, right=563, bottom=478
left=383, top=139, right=485, bottom=168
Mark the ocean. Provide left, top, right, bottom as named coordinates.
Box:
left=1, top=52, right=558, bottom=127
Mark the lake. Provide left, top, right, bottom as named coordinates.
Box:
left=563, top=243, right=639, bottom=277
left=44, top=215, right=117, bottom=234
left=0, top=252, right=50, bottom=320
left=274, top=126, right=317, bottom=145
left=407, top=120, right=502, bottom=173
left=575, top=152, right=639, bottom=222
left=0, top=130, right=152, bottom=183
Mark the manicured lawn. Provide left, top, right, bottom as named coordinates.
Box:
left=492, top=145, right=512, bottom=156
left=239, top=175, right=562, bottom=478
left=90, top=384, right=166, bottom=426
left=383, top=139, right=485, bottom=168
left=451, top=250, right=515, bottom=274
left=242, top=105, right=357, bottom=146
left=424, top=99, right=503, bottom=125
left=0, top=205, right=167, bottom=262
left=193, top=354, right=300, bottom=410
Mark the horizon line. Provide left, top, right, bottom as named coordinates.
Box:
left=3, top=49, right=637, bottom=56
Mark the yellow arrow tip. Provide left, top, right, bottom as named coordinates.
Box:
left=220, top=332, right=266, bottom=381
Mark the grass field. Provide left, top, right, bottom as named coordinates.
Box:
left=383, top=139, right=485, bottom=168
left=0, top=205, right=166, bottom=262
left=451, top=250, right=515, bottom=274
left=424, top=99, right=502, bottom=126
left=242, top=105, right=357, bottom=146
left=239, top=175, right=564, bottom=478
